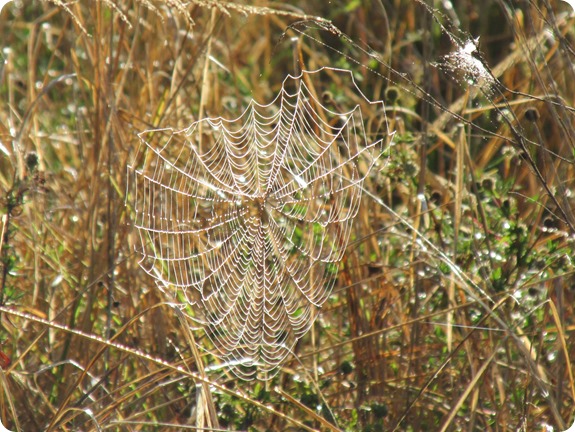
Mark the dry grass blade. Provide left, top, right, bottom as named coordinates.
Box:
left=275, top=387, right=340, bottom=432
left=438, top=350, right=497, bottom=432
left=548, top=299, right=575, bottom=405
left=0, top=368, right=21, bottom=431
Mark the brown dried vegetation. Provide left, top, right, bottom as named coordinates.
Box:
left=0, top=0, right=574, bottom=430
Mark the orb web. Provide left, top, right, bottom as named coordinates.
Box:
left=127, top=67, right=392, bottom=379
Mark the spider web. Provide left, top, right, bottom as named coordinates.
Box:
left=127, top=67, right=392, bottom=379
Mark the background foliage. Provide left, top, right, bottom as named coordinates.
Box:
left=0, top=0, right=574, bottom=430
